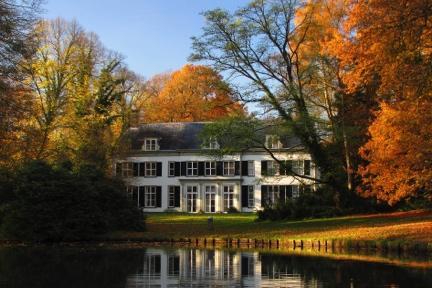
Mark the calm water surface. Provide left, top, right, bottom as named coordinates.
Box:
left=0, top=246, right=431, bottom=287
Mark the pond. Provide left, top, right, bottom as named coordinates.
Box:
left=0, top=246, right=431, bottom=287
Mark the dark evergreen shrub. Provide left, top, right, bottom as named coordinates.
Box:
left=0, top=161, right=144, bottom=241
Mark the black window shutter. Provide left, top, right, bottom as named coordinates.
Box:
left=279, top=186, right=286, bottom=203
left=235, top=161, right=240, bottom=175
left=241, top=161, right=248, bottom=176
left=133, top=186, right=139, bottom=204
left=261, top=161, right=268, bottom=176
left=198, top=162, right=205, bottom=176
left=287, top=185, right=293, bottom=198
left=156, top=186, right=162, bottom=207
left=241, top=256, right=249, bottom=276
left=174, top=186, right=180, bottom=207
left=216, top=161, right=223, bottom=176
left=133, top=163, right=139, bottom=177
left=174, top=162, right=180, bottom=176
left=261, top=185, right=267, bottom=207
left=241, top=186, right=248, bottom=207
left=279, top=161, right=285, bottom=176
left=115, top=163, right=121, bottom=176
left=180, top=162, right=186, bottom=176
left=304, top=160, right=311, bottom=176
left=139, top=186, right=145, bottom=207
left=286, top=160, right=293, bottom=175
left=156, top=162, right=162, bottom=176
left=139, top=163, right=145, bottom=176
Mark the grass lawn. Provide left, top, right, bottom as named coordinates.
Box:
left=110, top=210, right=432, bottom=244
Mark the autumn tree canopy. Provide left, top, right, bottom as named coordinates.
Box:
left=0, top=0, right=430, bottom=209
left=0, top=0, right=41, bottom=166
left=340, top=0, right=432, bottom=205
left=142, top=64, right=244, bottom=123
left=358, top=101, right=432, bottom=205
left=338, top=0, right=432, bottom=100
left=20, top=18, right=146, bottom=169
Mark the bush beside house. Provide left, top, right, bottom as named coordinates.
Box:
left=0, top=161, right=144, bottom=242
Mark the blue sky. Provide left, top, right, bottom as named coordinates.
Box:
left=44, top=0, right=249, bottom=79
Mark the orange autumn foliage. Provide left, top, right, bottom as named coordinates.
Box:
left=296, top=0, right=348, bottom=61
left=337, top=0, right=432, bottom=99
left=143, top=65, right=244, bottom=123
left=336, top=0, right=432, bottom=204
left=358, top=101, right=432, bottom=205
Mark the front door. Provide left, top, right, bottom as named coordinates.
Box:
left=205, top=185, right=216, bottom=213
left=186, top=185, right=198, bottom=212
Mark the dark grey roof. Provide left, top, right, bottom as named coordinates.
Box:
left=129, top=122, right=208, bottom=150
left=129, top=122, right=303, bottom=151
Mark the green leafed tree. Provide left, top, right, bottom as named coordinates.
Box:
left=191, top=0, right=359, bottom=205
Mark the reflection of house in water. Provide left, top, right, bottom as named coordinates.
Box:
left=126, top=248, right=305, bottom=287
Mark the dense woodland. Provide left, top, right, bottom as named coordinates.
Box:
left=0, top=0, right=431, bottom=239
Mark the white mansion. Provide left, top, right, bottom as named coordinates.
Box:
left=115, top=122, right=317, bottom=213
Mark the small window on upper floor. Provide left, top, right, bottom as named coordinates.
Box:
left=202, top=137, right=220, bottom=150
left=142, top=138, right=159, bottom=151
left=265, top=135, right=282, bottom=149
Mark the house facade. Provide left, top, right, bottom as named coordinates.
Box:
left=115, top=122, right=317, bottom=213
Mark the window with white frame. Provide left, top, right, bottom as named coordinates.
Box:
left=143, top=254, right=161, bottom=277
left=202, top=137, right=219, bottom=149
left=121, top=162, right=133, bottom=178
left=205, top=161, right=216, bottom=176
left=145, top=162, right=157, bottom=176
left=267, top=161, right=280, bottom=176
left=247, top=185, right=255, bottom=208
left=168, top=186, right=180, bottom=208
left=223, top=161, right=235, bottom=176
left=292, top=185, right=300, bottom=198
left=223, top=185, right=235, bottom=211
left=292, top=160, right=304, bottom=175
left=263, top=185, right=279, bottom=206
left=265, top=135, right=282, bottom=149
left=142, top=138, right=159, bottom=151
left=187, top=161, right=198, bottom=176
left=168, top=255, right=180, bottom=277
left=144, top=186, right=157, bottom=207
left=126, top=186, right=137, bottom=200
left=205, top=185, right=216, bottom=213
left=247, top=161, right=255, bottom=176
left=168, top=162, right=175, bottom=177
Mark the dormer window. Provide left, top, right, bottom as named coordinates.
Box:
left=142, top=138, right=159, bottom=151
left=202, top=137, right=220, bottom=150
left=265, top=135, right=282, bottom=149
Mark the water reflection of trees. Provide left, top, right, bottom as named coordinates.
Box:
left=0, top=247, right=143, bottom=288
left=0, top=247, right=431, bottom=287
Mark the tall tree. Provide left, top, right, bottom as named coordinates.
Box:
left=340, top=0, right=432, bottom=204
left=191, top=0, right=354, bottom=200
left=143, top=64, right=244, bottom=122
left=23, top=19, right=84, bottom=159
left=22, top=18, right=146, bottom=169
left=0, top=0, right=40, bottom=80
left=0, top=0, right=41, bottom=166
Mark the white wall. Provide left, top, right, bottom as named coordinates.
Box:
left=122, top=151, right=317, bottom=212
